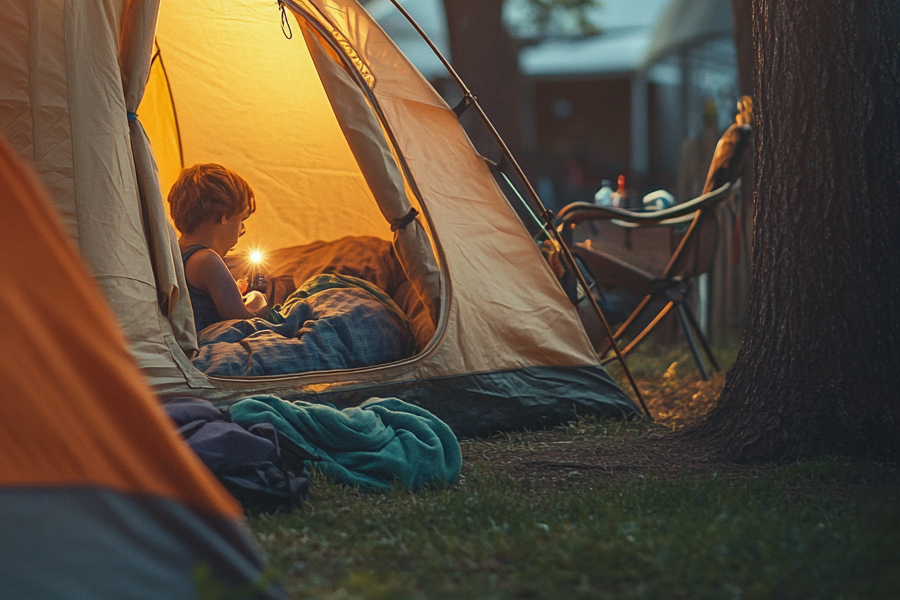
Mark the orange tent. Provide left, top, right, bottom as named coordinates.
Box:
left=0, top=134, right=282, bottom=598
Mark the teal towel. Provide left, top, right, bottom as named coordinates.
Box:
left=229, top=396, right=462, bottom=491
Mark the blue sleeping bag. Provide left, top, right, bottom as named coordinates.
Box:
left=192, top=274, right=415, bottom=376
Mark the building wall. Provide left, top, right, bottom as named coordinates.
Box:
left=527, top=77, right=633, bottom=210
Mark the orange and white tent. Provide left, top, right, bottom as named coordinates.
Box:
left=0, top=0, right=635, bottom=435
left=0, top=134, right=282, bottom=599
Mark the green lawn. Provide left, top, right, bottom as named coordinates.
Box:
left=246, top=339, right=899, bottom=598
left=249, top=437, right=899, bottom=599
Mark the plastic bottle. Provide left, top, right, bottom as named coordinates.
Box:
left=610, top=174, right=627, bottom=207
left=594, top=179, right=614, bottom=206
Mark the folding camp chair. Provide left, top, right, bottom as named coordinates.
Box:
left=556, top=97, right=753, bottom=380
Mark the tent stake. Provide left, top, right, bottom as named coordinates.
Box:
left=388, top=0, right=650, bottom=420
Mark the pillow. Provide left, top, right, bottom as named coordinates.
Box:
left=226, top=235, right=436, bottom=350
left=227, top=235, right=404, bottom=298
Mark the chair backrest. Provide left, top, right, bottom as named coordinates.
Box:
left=664, top=198, right=724, bottom=281
left=666, top=100, right=753, bottom=280
left=702, top=127, right=752, bottom=195
left=703, top=95, right=753, bottom=194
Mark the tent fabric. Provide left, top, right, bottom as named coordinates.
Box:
left=122, top=0, right=199, bottom=358
left=0, top=490, right=279, bottom=600
left=0, top=133, right=282, bottom=598
left=281, top=364, right=634, bottom=439
left=301, top=20, right=441, bottom=321
left=151, top=0, right=392, bottom=248
left=0, top=0, right=205, bottom=391
left=0, top=0, right=638, bottom=430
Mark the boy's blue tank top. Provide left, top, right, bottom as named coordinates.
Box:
left=181, top=244, right=222, bottom=333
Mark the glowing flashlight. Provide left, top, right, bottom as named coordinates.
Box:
left=248, top=249, right=265, bottom=291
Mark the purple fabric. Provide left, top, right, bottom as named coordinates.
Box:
left=163, top=397, right=311, bottom=512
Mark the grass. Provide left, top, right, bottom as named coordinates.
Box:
left=246, top=337, right=900, bottom=599
left=250, top=459, right=899, bottom=599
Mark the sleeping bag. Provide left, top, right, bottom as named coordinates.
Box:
left=192, top=274, right=415, bottom=376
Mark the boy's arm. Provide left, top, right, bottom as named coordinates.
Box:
left=186, top=249, right=267, bottom=320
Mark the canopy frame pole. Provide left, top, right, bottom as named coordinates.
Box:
left=387, top=0, right=650, bottom=419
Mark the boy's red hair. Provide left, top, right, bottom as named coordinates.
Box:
left=168, top=163, right=255, bottom=234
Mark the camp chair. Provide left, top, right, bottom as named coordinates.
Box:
left=556, top=98, right=753, bottom=380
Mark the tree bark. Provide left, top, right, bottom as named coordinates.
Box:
left=687, top=0, right=900, bottom=461
left=442, top=0, right=523, bottom=159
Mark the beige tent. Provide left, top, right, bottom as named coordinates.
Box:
left=0, top=0, right=635, bottom=435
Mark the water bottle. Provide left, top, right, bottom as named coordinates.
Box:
left=594, top=179, right=614, bottom=206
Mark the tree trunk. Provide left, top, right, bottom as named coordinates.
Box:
left=442, top=0, right=523, bottom=159
left=687, top=0, right=900, bottom=461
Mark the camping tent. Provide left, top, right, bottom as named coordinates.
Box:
left=0, top=0, right=636, bottom=435
left=0, top=134, right=282, bottom=599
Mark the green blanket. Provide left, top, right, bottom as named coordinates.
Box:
left=229, top=396, right=461, bottom=491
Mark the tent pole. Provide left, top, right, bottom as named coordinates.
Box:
left=388, top=0, right=650, bottom=420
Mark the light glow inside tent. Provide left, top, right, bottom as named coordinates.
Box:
left=143, top=0, right=392, bottom=253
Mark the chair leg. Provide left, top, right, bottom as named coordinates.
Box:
left=675, top=302, right=709, bottom=381
left=614, top=294, right=653, bottom=339
left=621, top=301, right=675, bottom=356
left=680, top=302, right=721, bottom=372
left=599, top=301, right=675, bottom=365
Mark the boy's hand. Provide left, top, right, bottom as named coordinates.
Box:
left=236, top=278, right=250, bottom=295
left=248, top=274, right=268, bottom=294
left=243, top=290, right=269, bottom=318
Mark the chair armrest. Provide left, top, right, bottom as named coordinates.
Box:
left=609, top=212, right=699, bottom=229
left=557, top=182, right=733, bottom=229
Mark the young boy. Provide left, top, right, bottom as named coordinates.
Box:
left=169, top=163, right=269, bottom=333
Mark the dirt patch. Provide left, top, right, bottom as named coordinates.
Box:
left=459, top=367, right=763, bottom=490
left=459, top=430, right=765, bottom=491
